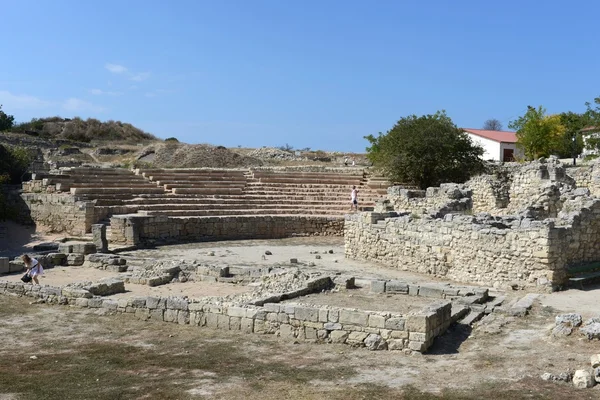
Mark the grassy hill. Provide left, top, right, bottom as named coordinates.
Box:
left=9, top=117, right=156, bottom=143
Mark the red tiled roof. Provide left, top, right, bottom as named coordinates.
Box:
left=580, top=126, right=598, bottom=132
left=462, top=128, right=517, bottom=143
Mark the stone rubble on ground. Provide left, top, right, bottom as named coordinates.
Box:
left=552, top=313, right=583, bottom=337
left=573, top=369, right=595, bottom=389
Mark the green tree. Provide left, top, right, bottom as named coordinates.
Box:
left=555, top=111, right=589, bottom=158
left=365, top=111, right=484, bottom=189
left=0, top=105, right=15, bottom=131
left=509, top=106, right=565, bottom=160
left=583, top=96, right=600, bottom=154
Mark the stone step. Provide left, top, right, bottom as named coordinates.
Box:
left=459, top=308, right=486, bottom=325
left=163, top=183, right=247, bottom=190
left=94, top=195, right=381, bottom=206
left=66, top=183, right=160, bottom=189
left=251, top=171, right=364, bottom=177
left=245, top=182, right=371, bottom=189
left=44, top=179, right=152, bottom=187
left=108, top=198, right=378, bottom=206
left=171, top=187, right=244, bottom=195
left=71, top=187, right=167, bottom=195
left=63, top=168, right=134, bottom=175
left=106, top=202, right=375, bottom=212
left=147, top=175, right=247, bottom=182
left=250, top=178, right=363, bottom=185
left=138, top=209, right=356, bottom=217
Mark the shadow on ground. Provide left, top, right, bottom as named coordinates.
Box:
left=426, top=323, right=472, bottom=355
left=0, top=221, right=38, bottom=258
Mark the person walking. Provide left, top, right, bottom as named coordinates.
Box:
left=22, top=254, right=43, bottom=285
left=350, top=186, right=359, bottom=211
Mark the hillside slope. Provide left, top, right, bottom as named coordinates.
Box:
left=10, top=117, right=156, bottom=143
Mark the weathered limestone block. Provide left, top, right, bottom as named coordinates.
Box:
left=92, top=224, right=108, bottom=253
left=61, top=287, right=92, bottom=298
left=339, top=310, right=368, bottom=326
left=368, top=314, right=385, bottom=328
left=386, top=280, right=408, bottom=294
left=0, top=258, right=9, bottom=274
left=387, top=339, right=405, bottom=350
left=330, top=330, right=349, bottom=343
left=364, top=334, right=387, bottom=350
left=573, top=369, right=595, bottom=389
left=9, top=260, right=24, bottom=273
left=556, top=313, right=582, bottom=327
left=346, top=331, right=369, bottom=346
left=385, top=318, right=406, bottom=331
left=46, top=253, right=67, bottom=266
left=67, top=254, right=85, bottom=266
left=85, top=278, right=125, bottom=296
left=60, top=242, right=96, bottom=255
left=167, top=297, right=189, bottom=311
left=295, top=307, right=319, bottom=322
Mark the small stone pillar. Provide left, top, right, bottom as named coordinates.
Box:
left=92, top=224, right=108, bottom=253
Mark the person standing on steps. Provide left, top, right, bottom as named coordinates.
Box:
left=350, top=186, right=359, bottom=212
left=22, top=254, right=43, bottom=285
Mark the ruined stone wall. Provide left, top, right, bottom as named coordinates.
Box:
left=468, top=174, right=510, bottom=214
left=503, top=159, right=575, bottom=217
left=344, top=212, right=566, bottom=290
left=0, top=280, right=451, bottom=353
left=556, top=198, right=600, bottom=266
left=111, top=214, right=344, bottom=246
left=383, top=184, right=472, bottom=217
left=569, top=166, right=592, bottom=189
left=20, top=193, right=96, bottom=235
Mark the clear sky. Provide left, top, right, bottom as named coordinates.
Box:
left=1, top=0, right=599, bottom=152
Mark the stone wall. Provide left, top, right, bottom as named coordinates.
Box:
left=111, top=214, right=344, bottom=246
left=380, top=184, right=472, bottom=217
left=0, top=280, right=451, bottom=353
left=20, top=193, right=96, bottom=235
left=556, top=198, right=600, bottom=266
left=344, top=212, right=568, bottom=290
left=503, top=159, right=575, bottom=217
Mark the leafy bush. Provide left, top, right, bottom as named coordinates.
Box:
left=365, top=111, right=484, bottom=189
left=165, top=137, right=179, bottom=142
left=0, top=105, right=15, bottom=131
left=10, top=116, right=156, bottom=142
left=0, top=144, right=33, bottom=184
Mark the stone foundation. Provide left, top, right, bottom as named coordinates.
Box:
left=345, top=194, right=600, bottom=291
left=20, top=193, right=96, bottom=235
left=111, top=214, right=344, bottom=246
left=0, top=279, right=451, bottom=353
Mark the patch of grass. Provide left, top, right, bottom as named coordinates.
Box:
left=0, top=294, right=38, bottom=317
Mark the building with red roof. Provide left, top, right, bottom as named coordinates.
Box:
left=462, top=128, right=523, bottom=162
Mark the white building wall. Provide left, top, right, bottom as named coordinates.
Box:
left=499, top=142, right=524, bottom=161
left=466, top=133, right=501, bottom=161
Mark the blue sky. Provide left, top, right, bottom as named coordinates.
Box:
left=1, top=0, right=599, bottom=152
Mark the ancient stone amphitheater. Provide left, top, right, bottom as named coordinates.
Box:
left=21, top=165, right=391, bottom=245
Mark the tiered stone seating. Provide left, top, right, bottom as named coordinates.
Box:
left=138, top=169, right=247, bottom=195
left=56, top=167, right=166, bottom=198
left=25, top=166, right=392, bottom=224
left=32, top=167, right=164, bottom=198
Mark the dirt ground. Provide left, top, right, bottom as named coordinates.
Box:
left=1, top=295, right=599, bottom=399
left=1, top=237, right=600, bottom=399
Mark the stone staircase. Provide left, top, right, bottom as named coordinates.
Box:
left=24, top=166, right=393, bottom=222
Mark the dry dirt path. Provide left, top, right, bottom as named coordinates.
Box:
left=0, top=295, right=597, bottom=399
